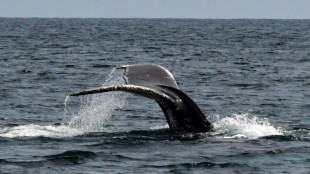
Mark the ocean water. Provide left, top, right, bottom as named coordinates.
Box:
left=0, top=18, right=309, bottom=173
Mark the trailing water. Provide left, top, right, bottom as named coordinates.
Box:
left=65, top=68, right=128, bottom=132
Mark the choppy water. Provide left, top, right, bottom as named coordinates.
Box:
left=0, top=18, right=310, bottom=173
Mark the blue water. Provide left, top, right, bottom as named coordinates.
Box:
left=0, top=18, right=310, bottom=173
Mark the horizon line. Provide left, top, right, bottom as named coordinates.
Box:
left=1, top=17, right=310, bottom=20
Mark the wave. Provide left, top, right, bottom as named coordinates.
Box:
left=45, top=150, right=96, bottom=164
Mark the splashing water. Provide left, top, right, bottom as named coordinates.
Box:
left=65, top=68, right=127, bottom=132
left=211, top=113, right=283, bottom=139
left=0, top=68, right=127, bottom=138
left=148, top=113, right=283, bottom=139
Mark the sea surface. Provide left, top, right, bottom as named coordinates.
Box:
left=0, top=18, right=310, bottom=173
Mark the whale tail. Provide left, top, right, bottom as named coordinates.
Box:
left=70, top=64, right=213, bottom=133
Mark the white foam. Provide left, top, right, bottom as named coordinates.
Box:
left=0, top=124, right=84, bottom=138
left=150, top=124, right=169, bottom=130
left=211, top=113, right=282, bottom=139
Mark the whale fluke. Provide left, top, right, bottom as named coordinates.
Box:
left=69, top=64, right=213, bottom=133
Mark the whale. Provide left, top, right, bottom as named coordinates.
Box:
left=70, top=64, right=213, bottom=133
